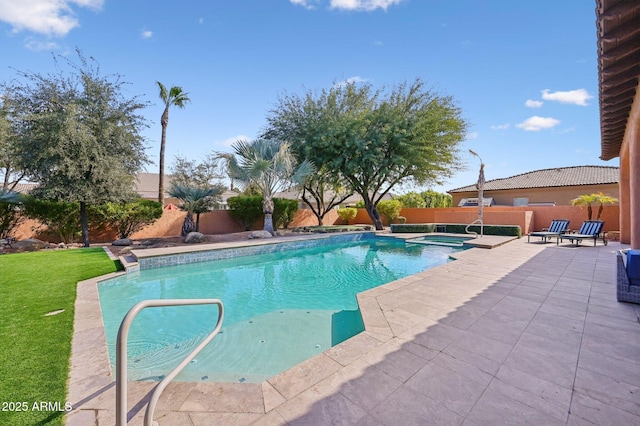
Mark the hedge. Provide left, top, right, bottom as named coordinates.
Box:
left=390, top=223, right=522, bottom=238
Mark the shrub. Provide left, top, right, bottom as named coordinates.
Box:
left=0, top=201, right=24, bottom=239
left=337, top=207, right=357, bottom=224
left=377, top=199, right=402, bottom=224
left=227, top=195, right=263, bottom=231
left=23, top=198, right=82, bottom=243
left=93, top=199, right=163, bottom=239
left=390, top=223, right=521, bottom=237
left=394, top=192, right=426, bottom=208
left=273, top=198, right=299, bottom=229
left=420, top=190, right=452, bottom=208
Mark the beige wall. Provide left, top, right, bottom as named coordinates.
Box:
left=450, top=183, right=619, bottom=207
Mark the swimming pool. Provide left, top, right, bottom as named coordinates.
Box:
left=98, top=234, right=463, bottom=383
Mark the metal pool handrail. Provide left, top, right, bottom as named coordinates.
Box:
left=115, top=298, right=224, bottom=426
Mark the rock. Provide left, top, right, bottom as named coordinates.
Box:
left=184, top=232, right=205, bottom=243
left=141, top=238, right=163, bottom=246
left=248, top=230, right=273, bottom=239
left=118, top=247, right=132, bottom=255
left=11, top=238, right=48, bottom=252
left=112, top=238, right=133, bottom=246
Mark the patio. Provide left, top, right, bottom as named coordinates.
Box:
left=65, top=236, right=640, bottom=425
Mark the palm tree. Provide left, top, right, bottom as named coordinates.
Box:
left=594, top=192, right=618, bottom=220
left=168, top=184, right=222, bottom=236
left=157, top=82, right=190, bottom=207
left=222, top=139, right=313, bottom=235
left=571, top=194, right=598, bottom=220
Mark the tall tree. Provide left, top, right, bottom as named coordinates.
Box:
left=11, top=50, right=149, bottom=246
left=264, top=79, right=468, bottom=230
left=170, top=153, right=226, bottom=190
left=0, top=88, right=27, bottom=191
left=221, top=139, right=313, bottom=235
left=157, top=82, right=190, bottom=206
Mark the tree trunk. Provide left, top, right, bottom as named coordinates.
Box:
left=587, top=205, right=593, bottom=220
left=365, top=203, right=384, bottom=230
left=263, top=196, right=275, bottom=235
left=596, top=205, right=603, bottom=221
left=80, top=201, right=90, bottom=247
left=195, top=212, right=201, bottom=232
left=158, top=108, right=169, bottom=206
left=182, top=212, right=195, bottom=236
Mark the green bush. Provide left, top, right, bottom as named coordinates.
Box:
left=337, top=207, right=357, bottom=224
left=377, top=199, right=402, bottom=224
left=390, top=223, right=521, bottom=237
left=394, top=192, right=426, bottom=208
left=0, top=201, right=24, bottom=239
left=420, top=190, right=452, bottom=208
left=390, top=223, right=436, bottom=233
left=273, top=198, right=299, bottom=229
left=227, top=195, right=263, bottom=231
left=23, top=198, right=82, bottom=243
left=93, top=199, right=163, bottom=239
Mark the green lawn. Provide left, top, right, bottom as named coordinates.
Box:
left=0, top=248, right=120, bottom=426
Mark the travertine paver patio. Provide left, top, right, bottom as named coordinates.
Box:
left=65, top=235, right=640, bottom=425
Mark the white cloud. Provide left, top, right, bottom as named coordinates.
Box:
left=24, top=38, right=59, bottom=51
left=516, top=116, right=560, bottom=131
left=490, top=123, right=510, bottom=130
left=335, top=76, right=368, bottom=87
left=141, top=30, right=153, bottom=39
left=198, top=18, right=204, bottom=24
left=466, top=132, right=478, bottom=140
left=289, top=0, right=319, bottom=9
left=525, top=99, right=543, bottom=108
left=0, top=0, right=103, bottom=37
left=219, top=135, right=251, bottom=148
left=330, top=0, right=404, bottom=12
left=541, top=89, right=593, bottom=106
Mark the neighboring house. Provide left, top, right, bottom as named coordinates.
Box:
left=448, top=165, right=620, bottom=207
left=596, top=0, right=639, bottom=247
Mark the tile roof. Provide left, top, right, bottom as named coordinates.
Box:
left=449, top=165, right=620, bottom=193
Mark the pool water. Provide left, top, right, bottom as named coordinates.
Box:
left=98, top=236, right=463, bottom=383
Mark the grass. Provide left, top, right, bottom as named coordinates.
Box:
left=0, top=248, right=121, bottom=426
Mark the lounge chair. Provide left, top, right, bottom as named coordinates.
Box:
left=617, top=250, right=640, bottom=304
left=558, top=220, right=606, bottom=246
left=527, top=219, right=570, bottom=243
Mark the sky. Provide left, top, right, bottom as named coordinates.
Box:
left=0, top=0, right=617, bottom=194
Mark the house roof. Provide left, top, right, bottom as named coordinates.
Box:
left=135, top=172, right=174, bottom=198
left=448, top=165, right=620, bottom=193
left=596, top=0, right=640, bottom=161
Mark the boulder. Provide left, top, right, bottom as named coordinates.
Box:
left=141, top=238, right=163, bottom=246
left=112, top=238, right=133, bottom=246
left=11, top=238, right=48, bottom=252
left=248, top=230, right=273, bottom=239
left=185, top=232, right=205, bottom=243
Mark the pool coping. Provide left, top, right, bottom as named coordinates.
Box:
left=64, top=232, right=511, bottom=424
